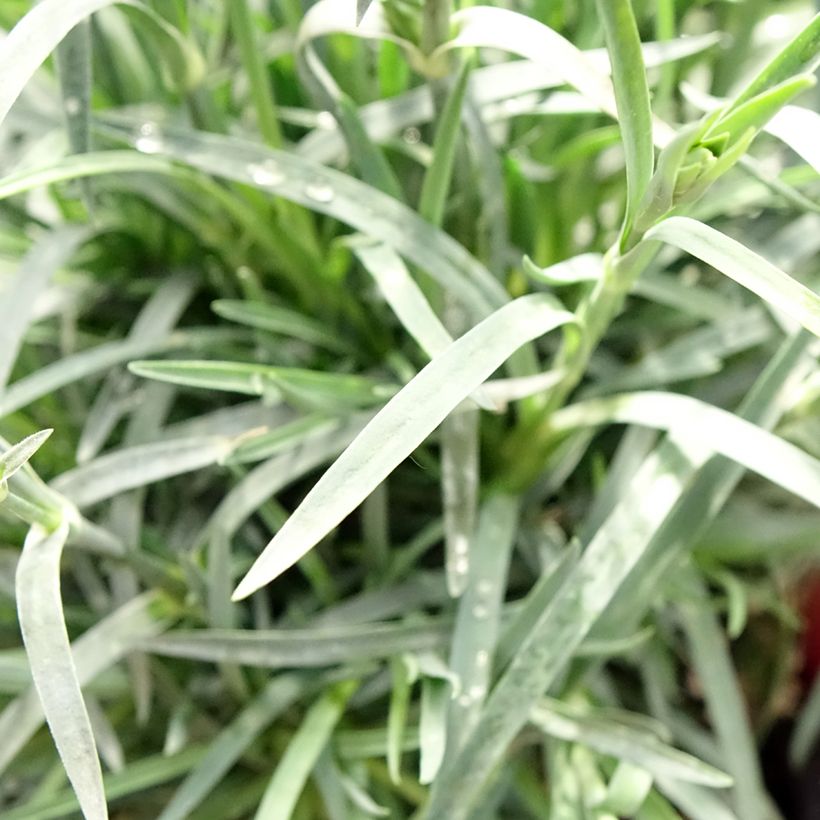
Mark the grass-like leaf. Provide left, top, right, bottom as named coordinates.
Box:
left=594, top=0, right=654, bottom=233
left=646, top=217, right=820, bottom=337
left=15, top=520, right=107, bottom=820
left=531, top=699, right=732, bottom=787
left=232, top=295, right=573, bottom=600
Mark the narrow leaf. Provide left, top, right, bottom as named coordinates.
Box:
left=232, top=295, right=573, bottom=600
left=16, top=520, right=108, bottom=820
left=646, top=217, right=820, bottom=338
left=594, top=0, right=654, bottom=231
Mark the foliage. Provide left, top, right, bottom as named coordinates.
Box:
left=0, top=1, right=819, bottom=818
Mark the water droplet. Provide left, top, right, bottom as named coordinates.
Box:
left=476, top=580, right=493, bottom=596
left=316, top=111, right=336, bottom=130
left=472, top=604, right=488, bottom=620
left=402, top=127, right=421, bottom=145
left=135, top=122, right=162, bottom=154
left=476, top=650, right=489, bottom=668
left=453, top=556, right=469, bottom=576
left=458, top=693, right=473, bottom=708
left=468, top=684, right=486, bottom=699
left=304, top=181, right=335, bottom=203
left=248, top=159, right=285, bottom=187
left=64, top=96, right=81, bottom=116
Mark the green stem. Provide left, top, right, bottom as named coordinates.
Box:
left=230, top=0, right=283, bottom=148
left=421, top=0, right=452, bottom=57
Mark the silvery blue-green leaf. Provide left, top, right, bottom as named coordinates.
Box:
left=232, top=295, right=573, bottom=600
left=212, top=299, right=349, bottom=352
left=0, top=226, right=91, bottom=391
left=15, top=520, right=107, bottom=820
left=597, top=761, right=653, bottom=816
left=441, top=7, right=676, bottom=147
left=0, top=151, right=178, bottom=201
left=531, top=699, right=732, bottom=787
left=645, top=217, right=820, bottom=337
left=141, top=621, right=451, bottom=668
left=0, top=430, right=53, bottom=482
left=422, top=437, right=706, bottom=820
left=51, top=436, right=235, bottom=508
left=98, top=119, right=506, bottom=319
left=523, top=253, right=604, bottom=287
left=76, top=273, right=195, bottom=463
left=447, top=495, right=519, bottom=750
left=351, top=241, right=453, bottom=358
left=157, top=675, right=307, bottom=820
left=0, top=0, right=122, bottom=128
left=679, top=571, right=770, bottom=819
left=419, top=675, right=449, bottom=784
left=550, top=391, right=820, bottom=510
left=765, top=105, right=820, bottom=174
left=0, top=327, right=246, bottom=417
left=594, top=0, right=654, bottom=231
left=255, top=680, right=358, bottom=819
left=387, top=655, right=416, bottom=782
left=130, top=359, right=396, bottom=410
left=56, top=20, right=92, bottom=158
left=3, top=746, right=206, bottom=820
left=655, top=779, right=738, bottom=820
left=296, top=31, right=721, bottom=166
left=441, top=408, right=479, bottom=598
left=0, top=592, right=168, bottom=776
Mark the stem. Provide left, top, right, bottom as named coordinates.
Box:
left=421, top=0, right=452, bottom=57
left=230, top=0, right=283, bottom=148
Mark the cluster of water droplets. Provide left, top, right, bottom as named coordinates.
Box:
left=472, top=578, right=494, bottom=621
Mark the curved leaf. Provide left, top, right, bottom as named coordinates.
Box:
left=232, top=295, right=574, bottom=600
left=16, top=520, right=107, bottom=820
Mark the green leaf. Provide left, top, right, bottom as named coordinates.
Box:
left=0, top=430, right=53, bottom=483
left=15, top=520, right=107, bottom=820
left=531, top=699, right=732, bottom=787
left=157, top=675, right=308, bottom=820
left=646, top=217, right=820, bottom=338
left=0, top=593, right=169, bottom=776
left=441, top=408, right=480, bottom=597
left=679, top=571, right=769, bottom=819
left=550, top=390, right=820, bottom=510
left=447, top=494, right=520, bottom=750
left=594, top=0, right=654, bottom=235
left=727, top=13, right=820, bottom=110
left=422, top=438, right=706, bottom=820
left=141, top=621, right=451, bottom=667
left=232, top=295, right=573, bottom=600
left=129, top=360, right=397, bottom=410
left=387, top=655, right=416, bottom=782
left=766, top=104, right=820, bottom=175
left=52, top=436, right=235, bottom=509
left=0, top=226, right=91, bottom=390
left=211, top=300, right=349, bottom=352
left=255, top=680, right=358, bottom=819
left=418, top=61, right=471, bottom=226
left=100, top=119, right=506, bottom=319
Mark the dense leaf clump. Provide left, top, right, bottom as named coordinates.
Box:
left=0, top=1, right=819, bottom=818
